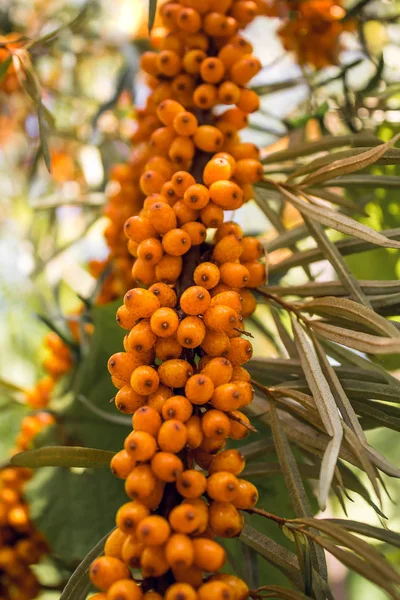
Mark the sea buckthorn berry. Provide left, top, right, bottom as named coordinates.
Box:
left=162, top=228, right=192, bottom=256
left=239, top=288, right=256, bottom=317
left=165, top=534, right=194, bottom=569
left=137, top=516, right=171, bottom=546
left=141, top=546, right=169, bottom=577
left=108, top=580, right=143, bottom=600
left=111, top=450, right=136, bottom=479
left=202, top=410, right=231, bottom=440
left=226, top=337, right=253, bottom=365
left=211, top=382, right=242, bottom=411
left=229, top=142, right=260, bottom=161
left=236, top=88, right=260, bottom=113
left=172, top=564, right=203, bottom=588
left=192, top=538, right=226, bottom=572
left=218, top=81, right=240, bottom=105
left=140, top=51, right=159, bottom=76
left=132, top=258, right=156, bottom=286
left=176, top=469, right=207, bottom=498
left=219, top=262, right=250, bottom=288
left=156, top=50, right=182, bottom=77
left=183, top=49, right=207, bottom=74
left=198, top=581, right=233, bottom=600
left=209, top=180, right=243, bottom=210
left=218, top=43, right=247, bottom=70
left=243, top=260, right=266, bottom=287
left=181, top=221, right=207, bottom=245
left=203, top=157, right=233, bottom=186
left=231, top=55, right=262, bottom=86
left=127, top=240, right=139, bottom=257
left=160, top=2, right=180, bottom=27
left=89, top=556, right=130, bottom=591
left=177, top=316, right=206, bottom=348
left=173, top=111, right=198, bottom=136
left=148, top=384, right=173, bottom=413
left=201, top=357, right=233, bottom=386
left=186, top=415, right=204, bottom=449
left=128, top=321, right=156, bottom=353
left=116, top=306, right=137, bottom=330
left=231, top=365, right=251, bottom=382
left=207, top=471, right=239, bottom=502
left=232, top=479, right=258, bottom=509
left=210, top=574, right=249, bottom=600
left=185, top=374, right=214, bottom=405
left=204, top=305, right=238, bottom=334
left=193, top=263, right=220, bottom=290
left=158, top=358, right=194, bottom=388
left=209, top=449, right=245, bottom=475
left=132, top=406, right=162, bottom=437
left=116, top=501, right=150, bottom=534
left=193, top=83, right=218, bottom=109
left=124, top=216, right=157, bottom=243
left=108, top=352, right=141, bottom=382
left=180, top=286, right=210, bottom=316
left=145, top=156, right=175, bottom=180
left=148, top=201, right=177, bottom=234
left=130, top=366, right=159, bottom=395
left=169, top=136, right=195, bottom=164
left=229, top=410, right=250, bottom=439
left=173, top=200, right=200, bottom=225
left=125, top=465, right=157, bottom=500
left=241, top=236, right=263, bottom=261
left=213, top=234, right=243, bottom=264
left=234, top=158, right=263, bottom=184
left=165, top=583, right=197, bottom=600
left=150, top=126, right=176, bottom=153
left=215, top=221, right=243, bottom=242
left=137, top=238, right=163, bottom=265
left=177, top=6, right=202, bottom=32
left=169, top=503, right=201, bottom=534
left=124, top=431, right=157, bottom=462
left=172, top=73, right=196, bottom=96
left=161, top=181, right=179, bottom=205
left=158, top=419, right=188, bottom=453
left=201, top=330, right=231, bottom=357
left=115, top=386, right=147, bottom=414
left=219, top=107, right=248, bottom=130
left=210, top=291, right=242, bottom=313
left=183, top=184, right=209, bottom=210
left=150, top=307, right=179, bottom=337
left=157, top=99, right=185, bottom=125
left=155, top=254, right=183, bottom=282
left=209, top=501, right=244, bottom=538
left=149, top=282, right=177, bottom=308
left=143, top=594, right=163, bottom=600
left=203, top=12, right=230, bottom=36
left=162, top=395, right=193, bottom=422
left=104, top=528, right=127, bottom=558
left=151, top=451, right=184, bottom=482
left=143, top=479, right=166, bottom=510
left=199, top=435, right=226, bottom=454
left=140, top=170, right=166, bottom=196
left=171, top=171, right=196, bottom=195
left=200, top=57, right=225, bottom=83
left=231, top=0, right=258, bottom=24
left=155, top=336, right=183, bottom=361
left=121, top=535, right=144, bottom=569
left=200, top=202, right=224, bottom=228
left=194, top=125, right=224, bottom=153
left=124, top=289, right=160, bottom=319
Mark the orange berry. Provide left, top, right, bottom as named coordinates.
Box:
left=210, top=291, right=242, bottom=313
left=200, top=202, right=224, bottom=228
left=158, top=358, right=194, bottom=388
left=236, top=88, right=260, bottom=113
left=201, top=356, right=233, bottom=386
left=130, top=366, right=159, bottom=395
left=243, top=260, right=266, bottom=287
left=228, top=410, right=250, bottom=439
left=186, top=415, right=204, bottom=449
left=132, top=406, right=162, bottom=437
left=200, top=330, right=231, bottom=357
left=158, top=419, right=188, bottom=453
left=182, top=221, right=207, bottom=245
left=209, top=180, right=243, bottom=210
left=172, top=564, right=204, bottom=588
left=132, top=258, right=156, bottom=286
left=219, top=262, right=249, bottom=287
left=192, top=538, right=226, bottom=571
left=124, top=288, right=160, bottom=319
left=185, top=374, right=214, bottom=405
left=177, top=316, right=206, bottom=348
left=151, top=451, right=184, bottom=482
left=180, top=285, right=211, bottom=315
left=155, top=336, right=183, bottom=361
left=104, top=529, right=127, bottom=558
left=150, top=307, right=179, bottom=337
left=193, top=83, right=218, bottom=109
left=147, top=384, right=173, bottom=413
left=157, top=99, right=185, bottom=125
left=156, top=50, right=182, bottom=77
left=210, top=448, right=245, bottom=475
left=218, top=81, right=240, bottom=104
left=148, top=201, right=178, bottom=234
left=171, top=170, right=196, bottom=195
left=140, top=170, right=166, bottom=196
left=169, top=503, right=201, bottom=534
left=208, top=501, right=243, bottom=538
left=198, top=581, right=233, bottom=600
left=149, top=282, right=177, bottom=308
left=173, top=200, right=200, bottom=225
left=110, top=450, right=136, bottom=479
left=183, top=49, right=207, bottom=74
left=239, top=288, right=257, bottom=317
left=116, top=501, right=150, bottom=534
left=193, top=262, right=220, bottom=290
left=108, top=580, right=143, bottom=600
left=165, top=534, right=194, bottom=569
left=155, top=254, right=183, bottom=282
left=176, top=469, right=207, bottom=498
left=137, top=515, right=171, bottom=546
left=232, top=478, right=258, bottom=509
left=162, top=395, right=193, bottom=422
left=140, top=51, right=159, bottom=76
left=115, top=386, right=147, bottom=414
left=209, top=574, right=249, bottom=600
left=173, top=111, right=198, bottom=136
left=211, top=382, right=242, bottom=411
left=204, top=305, right=239, bottom=335
left=229, top=142, right=260, bottom=161
left=150, top=126, right=176, bottom=153
left=165, top=583, right=197, bottom=600
left=177, top=7, right=202, bottom=32
left=108, top=352, right=141, bottom=382
left=124, top=431, right=157, bottom=462
left=202, top=410, right=231, bottom=440
left=162, top=228, right=192, bottom=256
left=124, top=216, right=157, bottom=243
left=213, top=234, right=243, bottom=264
left=183, top=184, right=210, bottom=209
left=89, top=556, right=130, bottom=591
left=194, top=125, right=224, bottom=153
left=141, top=546, right=169, bottom=577
left=207, top=471, right=239, bottom=502
left=226, top=337, right=253, bottom=365
left=116, top=306, right=137, bottom=330
left=231, top=55, right=261, bottom=86
left=234, top=158, right=263, bottom=183
left=200, top=57, right=225, bottom=83
left=128, top=321, right=157, bottom=353
left=125, top=465, right=157, bottom=500
left=231, top=0, right=258, bottom=24
left=137, top=238, right=163, bottom=265
left=169, top=136, right=195, bottom=164
left=199, top=435, right=226, bottom=454
left=145, top=156, right=175, bottom=180
left=203, top=157, right=233, bottom=186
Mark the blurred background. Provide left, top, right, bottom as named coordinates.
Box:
left=0, top=0, right=400, bottom=598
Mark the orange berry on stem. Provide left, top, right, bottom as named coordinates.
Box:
left=151, top=451, right=184, bottom=482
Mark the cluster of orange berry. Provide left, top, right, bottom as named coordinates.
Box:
left=0, top=412, right=54, bottom=600
left=89, top=0, right=268, bottom=597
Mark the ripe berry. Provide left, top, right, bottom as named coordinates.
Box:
left=176, top=469, right=207, bottom=498
left=136, top=515, right=171, bottom=546
left=177, top=316, right=206, bottom=348
left=202, top=410, right=231, bottom=440
left=89, top=556, right=130, bottom=591
left=116, top=501, right=150, bottom=534
left=165, top=534, right=194, bottom=569
left=150, top=307, right=179, bottom=337
left=192, top=538, right=226, bottom=571
left=165, top=583, right=197, bottom=600
left=124, top=431, right=157, bottom=462
left=130, top=366, right=159, bottom=395
left=180, top=285, right=211, bottom=315
left=209, top=449, right=245, bottom=475
left=185, top=374, right=214, bottom=405
left=158, top=419, right=188, bottom=453
left=158, top=359, right=194, bottom=388
left=108, top=579, right=143, bottom=600
left=151, top=451, right=183, bottom=482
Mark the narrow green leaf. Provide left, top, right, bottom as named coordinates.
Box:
left=254, top=585, right=312, bottom=599
left=277, top=185, right=400, bottom=249
left=11, top=446, right=114, bottom=469
left=319, top=174, right=400, bottom=188
left=60, top=529, right=113, bottom=600
left=38, top=101, right=52, bottom=172
left=0, top=56, right=12, bottom=84
left=325, top=520, right=400, bottom=547
left=302, top=296, right=399, bottom=337
left=0, top=378, right=26, bottom=394
left=300, top=134, right=400, bottom=187
left=148, top=0, right=158, bottom=32
left=31, top=2, right=92, bottom=46
left=265, top=280, right=400, bottom=299
left=310, top=322, right=400, bottom=354
left=291, top=318, right=343, bottom=510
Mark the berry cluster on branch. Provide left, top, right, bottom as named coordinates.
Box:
left=90, top=0, right=268, bottom=597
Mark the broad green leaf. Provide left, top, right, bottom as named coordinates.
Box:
left=60, top=529, right=113, bottom=600
left=291, top=318, right=343, bottom=510
left=0, top=56, right=12, bottom=84
left=277, top=185, right=400, bottom=249
left=310, top=322, right=400, bottom=354
left=148, top=0, right=158, bottom=32
left=325, top=520, right=400, bottom=547
left=11, top=446, right=114, bottom=469
left=300, top=134, right=400, bottom=187
left=302, top=296, right=399, bottom=337
left=302, top=216, right=372, bottom=307
left=26, top=466, right=125, bottom=562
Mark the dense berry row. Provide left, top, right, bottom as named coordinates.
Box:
left=89, top=0, right=267, bottom=597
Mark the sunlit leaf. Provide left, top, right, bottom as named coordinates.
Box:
left=11, top=446, right=114, bottom=469
left=310, top=322, right=400, bottom=354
